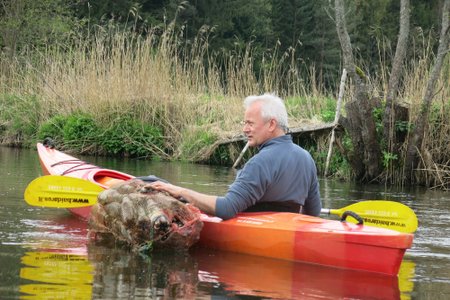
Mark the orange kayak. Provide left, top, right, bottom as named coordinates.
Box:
left=36, top=142, right=413, bottom=275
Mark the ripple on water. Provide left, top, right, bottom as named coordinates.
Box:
left=408, top=249, right=450, bottom=260
left=411, top=223, right=450, bottom=260
left=1, top=218, right=88, bottom=251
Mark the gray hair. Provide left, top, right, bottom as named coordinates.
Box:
left=244, top=93, right=289, bottom=132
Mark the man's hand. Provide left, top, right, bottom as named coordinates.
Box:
left=148, top=181, right=186, bottom=199
left=149, top=181, right=218, bottom=216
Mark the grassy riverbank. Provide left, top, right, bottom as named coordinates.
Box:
left=0, top=27, right=333, bottom=156
left=0, top=25, right=449, bottom=185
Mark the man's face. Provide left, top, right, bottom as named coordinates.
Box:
left=242, top=102, right=272, bottom=147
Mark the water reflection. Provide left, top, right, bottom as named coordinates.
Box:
left=20, top=246, right=416, bottom=300
left=88, top=245, right=199, bottom=299
left=18, top=215, right=416, bottom=299
left=20, top=252, right=93, bottom=300
left=193, top=248, right=416, bottom=299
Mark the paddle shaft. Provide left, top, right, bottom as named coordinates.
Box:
left=25, top=176, right=417, bottom=233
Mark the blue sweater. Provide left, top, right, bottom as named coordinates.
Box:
left=216, top=135, right=321, bottom=219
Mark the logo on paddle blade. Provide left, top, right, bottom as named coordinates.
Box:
left=363, top=217, right=406, bottom=228
left=38, top=196, right=89, bottom=204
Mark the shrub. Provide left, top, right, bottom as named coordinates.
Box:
left=37, top=114, right=67, bottom=146
left=63, top=113, right=99, bottom=152
left=100, top=115, right=164, bottom=158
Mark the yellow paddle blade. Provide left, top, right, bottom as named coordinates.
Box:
left=324, top=200, right=418, bottom=233
left=24, top=175, right=104, bottom=208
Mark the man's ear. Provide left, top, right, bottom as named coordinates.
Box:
left=268, top=118, right=278, bottom=132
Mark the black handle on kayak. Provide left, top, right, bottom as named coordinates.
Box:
left=135, top=175, right=169, bottom=183
left=340, top=210, right=364, bottom=225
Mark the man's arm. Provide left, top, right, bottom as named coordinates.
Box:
left=148, top=181, right=217, bottom=215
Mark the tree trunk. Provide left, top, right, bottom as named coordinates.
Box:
left=339, top=102, right=365, bottom=180
left=383, top=0, right=410, bottom=157
left=334, top=0, right=381, bottom=181
left=404, top=0, right=450, bottom=184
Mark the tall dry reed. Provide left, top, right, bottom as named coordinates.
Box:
left=373, top=33, right=450, bottom=189
left=0, top=24, right=329, bottom=159
left=402, top=53, right=450, bottom=189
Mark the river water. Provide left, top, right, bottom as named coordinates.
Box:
left=0, top=146, right=449, bottom=299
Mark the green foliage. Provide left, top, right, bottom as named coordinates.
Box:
left=285, top=96, right=308, bottom=106
left=0, top=94, right=41, bottom=145
left=320, top=97, right=337, bottom=122
left=27, top=111, right=165, bottom=157
left=285, top=96, right=338, bottom=122
left=429, top=102, right=450, bottom=125
left=382, top=151, right=398, bottom=168
left=372, top=106, right=384, bottom=135
left=179, top=0, right=273, bottom=53
left=63, top=113, right=97, bottom=141
left=179, top=127, right=217, bottom=160
left=208, top=142, right=258, bottom=166
left=410, top=0, right=442, bottom=36
left=74, top=0, right=167, bottom=30
left=208, top=144, right=234, bottom=165
left=304, top=141, right=350, bottom=179
left=326, top=152, right=351, bottom=179
left=395, top=120, right=411, bottom=133
left=37, top=114, right=67, bottom=145
left=63, top=113, right=99, bottom=151
left=100, top=115, right=164, bottom=158
left=271, top=0, right=341, bottom=88
left=285, top=96, right=311, bottom=118
left=0, top=0, right=78, bottom=55
left=346, top=0, right=394, bottom=70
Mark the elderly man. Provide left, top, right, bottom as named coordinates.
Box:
left=150, top=94, right=321, bottom=219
